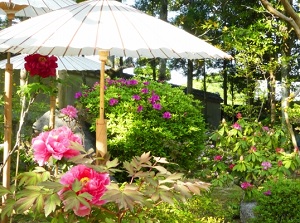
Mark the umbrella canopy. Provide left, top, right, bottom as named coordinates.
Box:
left=0, top=6, right=50, bottom=17
left=0, top=0, right=76, bottom=16
left=0, top=0, right=232, bottom=60
left=0, top=54, right=104, bottom=71
left=0, top=0, right=232, bottom=162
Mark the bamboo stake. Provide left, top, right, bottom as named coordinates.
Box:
left=96, top=51, right=109, bottom=162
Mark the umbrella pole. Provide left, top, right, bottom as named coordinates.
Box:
left=96, top=51, right=109, bottom=163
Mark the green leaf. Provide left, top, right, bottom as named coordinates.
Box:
left=63, top=191, right=80, bottom=212
left=106, top=158, right=119, bottom=169
left=72, top=179, right=82, bottom=193
left=1, top=198, right=15, bottom=220
left=0, top=185, right=11, bottom=196
left=45, top=193, right=61, bottom=217
left=153, top=166, right=168, bottom=174
left=69, top=141, right=86, bottom=153
left=15, top=196, right=37, bottom=213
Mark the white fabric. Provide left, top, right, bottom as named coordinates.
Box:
left=0, top=0, right=232, bottom=60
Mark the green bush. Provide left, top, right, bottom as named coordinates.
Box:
left=75, top=78, right=206, bottom=174
left=146, top=188, right=242, bottom=223
left=251, top=178, right=300, bottom=223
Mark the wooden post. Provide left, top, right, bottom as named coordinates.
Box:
left=96, top=51, right=109, bottom=162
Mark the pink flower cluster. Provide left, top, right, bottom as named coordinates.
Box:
left=32, top=126, right=81, bottom=166
left=214, top=155, right=222, bottom=161
left=59, top=165, right=110, bottom=216
left=261, top=161, right=272, bottom=170
left=241, top=182, right=253, bottom=190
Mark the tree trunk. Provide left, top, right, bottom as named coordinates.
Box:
left=158, top=0, right=168, bottom=81
left=187, top=59, right=193, bottom=94
left=223, top=60, right=228, bottom=105
left=269, top=70, right=276, bottom=124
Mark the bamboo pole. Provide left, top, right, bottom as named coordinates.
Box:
left=2, top=13, right=14, bottom=223
left=96, top=51, right=109, bottom=161
left=49, top=95, right=56, bottom=129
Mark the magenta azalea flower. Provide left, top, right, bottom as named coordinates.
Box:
left=163, top=111, right=172, bottom=119
left=263, top=190, right=271, bottom=196
left=32, top=126, right=81, bottom=166
left=59, top=165, right=110, bottom=217
left=148, top=94, right=160, bottom=104
left=153, top=103, right=162, bottom=110
left=60, top=105, right=78, bottom=118
left=143, top=81, right=150, bottom=85
left=74, top=92, right=82, bottom=99
left=137, top=105, right=143, bottom=112
left=141, top=88, right=149, bottom=94
left=109, top=98, right=119, bottom=106
left=132, top=94, right=141, bottom=100
left=127, top=79, right=138, bottom=85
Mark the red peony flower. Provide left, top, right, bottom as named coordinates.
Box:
left=32, top=126, right=81, bottom=166
left=59, top=165, right=110, bottom=216
left=24, top=53, right=58, bottom=78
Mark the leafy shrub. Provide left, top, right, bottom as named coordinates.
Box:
left=251, top=178, right=300, bottom=223
left=201, top=113, right=300, bottom=199
left=75, top=78, right=206, bottom=174
left=147, top=186, right=242, bottom=223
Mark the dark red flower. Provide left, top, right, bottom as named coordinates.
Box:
left=24, top=54, right=58, bottom=78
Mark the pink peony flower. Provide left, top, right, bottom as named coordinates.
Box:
left=60, top=105, right=78, bottom=118
left=59, top=165, right=110, bottom=217
left=32, top=126, right=81, bottom=166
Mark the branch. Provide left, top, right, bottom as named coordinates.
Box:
left=280, top=0, right=300, bottom=28
left=260, top=0, right=300, bottom=39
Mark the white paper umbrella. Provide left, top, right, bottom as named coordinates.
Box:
left=0, top=1, right=76, bottom=214
left=0, top=0, right=232, bottom=163
left=0, top=54, right=104, bottom=71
